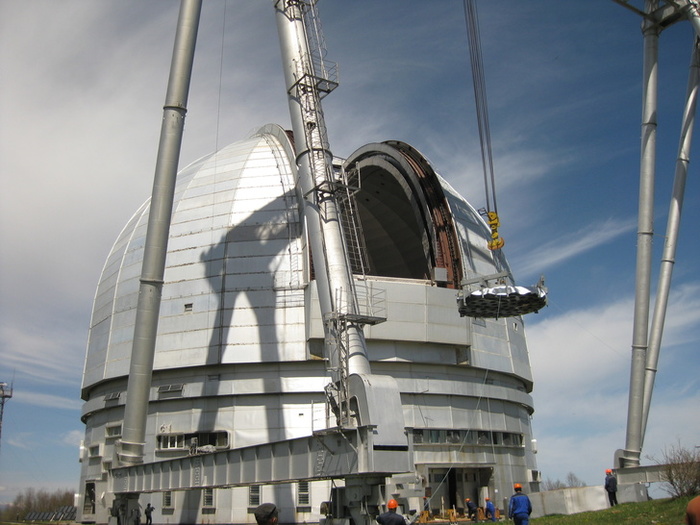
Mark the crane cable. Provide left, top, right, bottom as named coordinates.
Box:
left=463, top=0, right=504, bottom=250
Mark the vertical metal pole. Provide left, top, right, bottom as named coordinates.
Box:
left=274, top=0, right=371, bottom=377
left=641, top=39, right=700, bottom=443
left=118, top=0, right=202, bottom=466
left=622, top=0, right=659, bottom=468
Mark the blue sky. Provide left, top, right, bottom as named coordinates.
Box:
left=1, top=0, right=698, bottom=505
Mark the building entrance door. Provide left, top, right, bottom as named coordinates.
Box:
left=427, top=467, right=491, bottom=514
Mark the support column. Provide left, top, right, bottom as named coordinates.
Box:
left=119, top=0, right=202, bottom=466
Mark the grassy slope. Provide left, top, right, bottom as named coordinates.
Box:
left=0, top=497, right=695, bottom=525
left=531, top=495, right=693, bottom=524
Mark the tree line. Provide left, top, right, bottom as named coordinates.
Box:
left=0, top=488, right=74, bottom=522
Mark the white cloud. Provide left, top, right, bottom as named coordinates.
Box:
left=513, top=216, right=638, bottom=278
left=13, top=390, right=82, bottom=411
left=62, top=429, right=85, bottom=448
left=0, top=324, right=85, bottom=386
left=6, top=433, right=34, bottom=451
left=528, top=280, right=700, bottom=486
left=528, top=298, right=632, bottom=390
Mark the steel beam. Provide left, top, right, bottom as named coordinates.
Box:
left=110, top=427, right=412, bottom=493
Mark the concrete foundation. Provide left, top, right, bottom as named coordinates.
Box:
left=529, top=483, right=649, bottom=518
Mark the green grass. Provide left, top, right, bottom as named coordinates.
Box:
left=0, top=498, right=695, bottom=525
left=531, top=495, right=693, bottom=524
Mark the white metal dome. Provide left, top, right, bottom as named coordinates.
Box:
left=79, top=124, right=538, bottom=525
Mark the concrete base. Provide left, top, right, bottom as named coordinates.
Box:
left=529, top=484, right=648, bottom=518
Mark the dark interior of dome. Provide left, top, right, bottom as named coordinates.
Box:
left=348, top=164, right=432, bottom=280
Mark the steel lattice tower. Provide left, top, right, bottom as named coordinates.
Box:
left=0, top=382, right=13, bottom=452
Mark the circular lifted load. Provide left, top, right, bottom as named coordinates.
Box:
left=458, top=284, right=547, bottom=318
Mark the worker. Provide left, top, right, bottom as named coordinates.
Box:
left=484, top=497, right=496, bottom=522
left=254, top=503, right=279, bottom=525
left=686, top=495, right=700, bottom=525
left=604, top=469, right=618, bottom=506
left=144, top=504, right=155, bottom=525
left=508, top=483, right=532, bottom=525
left=464, top=498, right=477, bottom=521
left=377, top=499, right=405, bottom=525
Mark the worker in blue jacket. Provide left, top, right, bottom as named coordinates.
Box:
left=484, top=497, right=496, bottom=522
left=508, top=483, right=532, bottom=525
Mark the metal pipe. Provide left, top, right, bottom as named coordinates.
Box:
left=623, top=0, right=659, bottom=468
left=681, top=0, right=700, bottom=38
left=641, top=38, right=700, bottom=443
left=274, top=0, right=371, bottom=377
left=118, top=0, right=202, bottom=466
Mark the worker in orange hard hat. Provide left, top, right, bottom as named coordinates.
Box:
left=376, top=499, right=403, bottom=525
left=464, top=497, right=477, bottom=521
left=484, top=497, right=496, bottom=522
left=508, top=484, right=532, bottom=525
left=604, top=469, right=618, bottom=506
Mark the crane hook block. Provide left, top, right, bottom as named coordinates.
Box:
left=488, top=238, right=505, bottom=250
left=486, top=211, right=504, bottom=250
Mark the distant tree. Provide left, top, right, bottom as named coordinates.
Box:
left=0, top=487, right=74, bottom=521
left=565, top=472, right=586, bottom=488
left=651, top=440, right=700, bottom=498
left=541, top=472, right=587, bottom=491
left=541, top=478, right=565, bottom=491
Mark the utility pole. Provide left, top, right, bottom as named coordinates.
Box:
left=0, top=382, right=13, bottom=452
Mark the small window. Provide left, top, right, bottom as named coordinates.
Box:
left=162, top=491, right=173, bottom=509
left=429, top=430, right=445, bottom=443
left=184, top=303, right=193, bottom=312
left=88, top=445, right=101, bottom=458
left=104, top=391, right=121, bottom=401
left=158, top=384, right=184, bottom=393
left=203, top=488, right=215, bottom=508
left=158, top=434, right=185, bottom=450
left=184, top=431, right=229, bottom=450
left=106, top=424, right=122, bottom=439
left=463, top=431, right=476, bottom=445
left=297, top=481, right=310, bottom=506
left=249, top=486, right=261, bottom=507
left=446, top=430, right=461, bottom=444
left=413, top=429, right=424, bottom=444
left=158, top=384, right=184, bottom=399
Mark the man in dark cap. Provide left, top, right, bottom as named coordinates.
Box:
left=254, top=503, right=279, bottom=525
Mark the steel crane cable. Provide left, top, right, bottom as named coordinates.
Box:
left=463, top=0, right=504, bottom=250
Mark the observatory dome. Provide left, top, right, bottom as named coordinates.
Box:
left=79, top=124, right=538, bottom=525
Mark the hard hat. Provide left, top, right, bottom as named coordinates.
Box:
left=465, top=498, right=470, bottom=502
left=606, top=469, right=612, bottom=474
left=387, top=499, right=398, bottom=509
left=514, top=483, right=522, bottom=490
left=485, top=497, right=490, bottom=501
